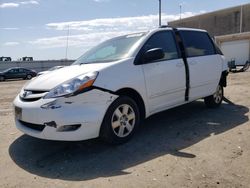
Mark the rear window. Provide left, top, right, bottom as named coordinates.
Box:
left=180, top=31, right=216, bottom=57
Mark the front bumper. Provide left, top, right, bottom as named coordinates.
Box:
left=13, top=89, right=118, bottom=141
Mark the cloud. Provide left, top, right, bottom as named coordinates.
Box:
left=3, top=42, right=20, bottom=46
left=46, top=12, right=196, bottom=32
left=29, top=31, right=128, bottom=49
left=93, top=0, right=110, bottom=2
left=0, top=3, right=19, bottom=8
left=20, top=0, right=39, bottom=5
left=0, top=0, right=39, bottom=8
left=31, top=12, right=200, bottom=50
left=1, top=27, right=19, bottom=30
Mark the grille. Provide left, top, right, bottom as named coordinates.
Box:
left=28, top=90, right=46, bottom=94
left=20, top=97, right=43, bottom=102
left=20, top=90, right=48, bottom=102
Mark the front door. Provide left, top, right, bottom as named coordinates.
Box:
left=141, top=31, right=186, bottom=114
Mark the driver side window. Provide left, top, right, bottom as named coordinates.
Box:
left=142, top=31, right=179, bottom=61
left=9, top=69, right=18, bottom=73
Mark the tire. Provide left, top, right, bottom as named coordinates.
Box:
left=26, top=74, right=32, bottom=80
left=204, top=84, right=223, bottom=108
left=0, top=76, right=5, bottom=82
left=100, top=96, right=140, bottom=145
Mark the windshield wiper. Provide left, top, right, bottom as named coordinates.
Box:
left=77, top=58, right=122, bottom=65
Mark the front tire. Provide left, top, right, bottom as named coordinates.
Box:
left=204, top=84, right=223, bottom=108
left=0, top=76, right=5, bottom=82
left=100, top=96, right=140, bottom=144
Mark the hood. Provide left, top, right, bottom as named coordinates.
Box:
left=24, top=63, right=115, bottom=90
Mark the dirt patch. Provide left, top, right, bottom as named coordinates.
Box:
left=0, top=72, right=249, bottom=188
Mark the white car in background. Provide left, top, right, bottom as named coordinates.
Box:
left=37, top=66, right=65, bottom=76
left=13, top=27, right=228, bottom=144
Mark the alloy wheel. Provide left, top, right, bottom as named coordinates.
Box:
left=111, top=104, right=136, bottom=138
left=213, top=85, right=223, bottom=104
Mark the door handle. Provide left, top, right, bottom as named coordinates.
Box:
left=176, top=63, right=184, bottom=67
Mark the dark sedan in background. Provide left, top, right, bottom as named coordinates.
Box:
left=0, top=67, right=37, bottom=81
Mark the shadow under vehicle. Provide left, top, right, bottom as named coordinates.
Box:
left=9, top=100, right=249, bottom=181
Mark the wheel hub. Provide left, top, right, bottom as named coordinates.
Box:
left=111, top=104, right=136, bottom=138
left=120, top=115, right=128, bottom=125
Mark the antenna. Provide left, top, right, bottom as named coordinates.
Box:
left=65, top=25, right=70, bottom=60
left=159, top=0, right=162, bottom=26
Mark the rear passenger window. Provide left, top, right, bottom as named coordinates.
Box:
left=142, top=31, right=179, bottom=61
left=181, top=31, right=216, bottom=57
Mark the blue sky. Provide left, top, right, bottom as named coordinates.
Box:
left=0, top=0, right=249, bottom=60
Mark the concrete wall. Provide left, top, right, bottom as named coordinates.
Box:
left=169, top=3, right=250, bottom=37
left=0, top=60, right=75, bottom=72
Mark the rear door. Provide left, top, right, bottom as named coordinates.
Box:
left=19, top=68, right=27, bottom=78
left=179, top=30, right=222, bottom=100
left=141, top=31, right=186, bottom=114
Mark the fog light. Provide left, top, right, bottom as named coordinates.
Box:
left=57, top=124, right=81, bottom=132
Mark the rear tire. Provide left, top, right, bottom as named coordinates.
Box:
left=100, top=96, right=140, bottom=145
left=26, top=74, right=32, bottom=80
left=242, top=62, right=250, bottom=72
left=204, top=84, right=223, bottom=108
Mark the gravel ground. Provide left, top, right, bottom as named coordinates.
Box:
left=0, top=71, right=249, bottom=188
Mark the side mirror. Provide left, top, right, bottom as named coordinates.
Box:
left=143, top=48, right=164, bottom=63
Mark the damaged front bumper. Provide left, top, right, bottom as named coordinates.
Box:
left=13, top=89, right=118, bottom=141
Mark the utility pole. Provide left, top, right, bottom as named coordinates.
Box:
left=159, top=0, right=161, bottom=26
left=180, top=4, right=182, bottom=20
left=65, top=25, right=70, bottom=60
left=240, top=5, right=243, bottom=33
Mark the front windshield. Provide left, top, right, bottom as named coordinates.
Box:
left=73, top=33, right=145, bottom=65
left=3, top=68, right=11, bottom=73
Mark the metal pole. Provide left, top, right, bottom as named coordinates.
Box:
left=65, top=25, right=70, bottom=60
left=240, top=5, right=243, bottom=33
left=159, top=0, right=161, bottom=26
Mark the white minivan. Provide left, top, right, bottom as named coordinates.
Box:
left=14, top=27, right=228, bottom=144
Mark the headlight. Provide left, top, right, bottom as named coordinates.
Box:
left=44, top=72, right=98, bottom=99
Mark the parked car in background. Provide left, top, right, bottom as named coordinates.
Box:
left=0, top=67, right=37, bottom=81
left=37, top=66, right=65, bottom=76
left=13, top=27, right=228, bottom=144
